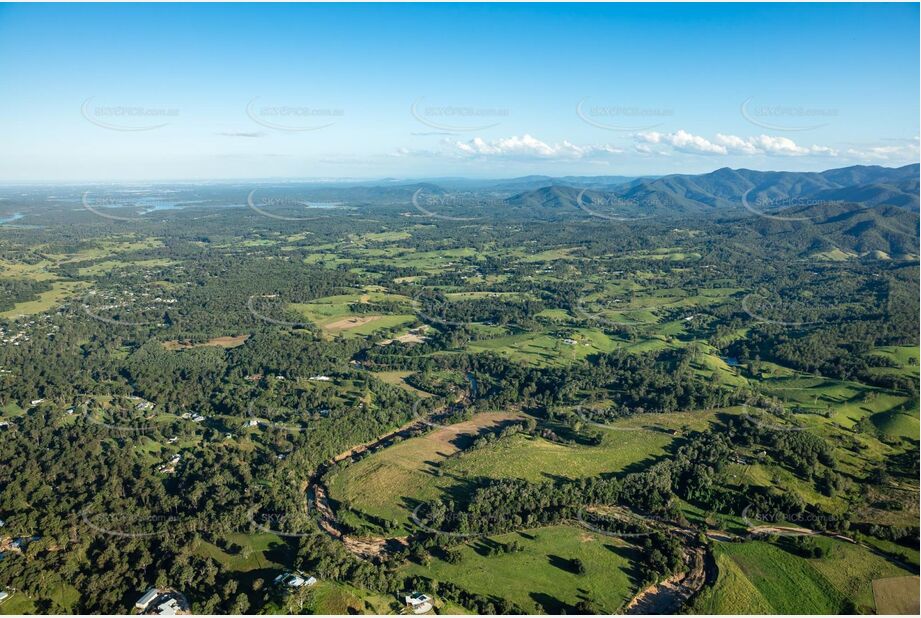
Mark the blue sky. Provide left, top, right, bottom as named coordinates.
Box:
left=0, top=2, right=918, bottom=181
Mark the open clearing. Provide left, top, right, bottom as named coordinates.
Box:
left=162, top=335, right=250, bottom=350
left=288, top=291, right=416, bottom=337
left=474, top=410, right=727, bottom=483
left=370, top=370, right=434, bottom=398
left=872, top=576, right=920, bottom=615
left=691, top=541, right=843, bottom=613
left=327, top=411, right=525, bottom=532
left=324, top=315, right=382, bottom=331
left=329, top=409, right=719, bottom=534
left=400, top=525, right=640, bottom=614
left=692, top=538, right=916, bottom=614
left=0, top=280, right=86, bottom=319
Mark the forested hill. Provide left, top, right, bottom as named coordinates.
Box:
left=503, top=163, right=919, bottom=217
left=728, top=201, right=920, bottom=259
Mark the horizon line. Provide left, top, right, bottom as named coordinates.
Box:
left=0, top=162, right=917, bottom=187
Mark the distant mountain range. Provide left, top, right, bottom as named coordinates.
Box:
left=295, top=164, right=918, bottom=258
left=486, top=164, right=918, bottom=259
left=503, top=163, right=919, bottom=216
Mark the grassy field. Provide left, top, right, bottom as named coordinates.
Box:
left=872, top=576, right=921, bottom=614
left=754, top=371, right=914, bottom=431
left=467, top=327, right=623, bottom=367
left=0, top=402, right=25, bottom=418
left=807, top=536, right=917, bottom=610
left=0, top=592, right=36, bottom=615
left=692, top=541, right=845, bottom=613
left=0, top=258, right=58, bottom=281
left=747, top=369, right=918, bottom=482
left=439, top=408, right=710, bottom=483
left=401, top=525, right=641, bottom=614
left=871, top=407, right=920, bottom=439
left=868, top=345, right=920, bottom=382
left=692, top=538, right=917, bottom=614
left=691, top=550, right=773, bottom=614
left=440, top=432, right=663, bottom=483
left=194, top=532, right=288, bottom=573
left=76, top=257, right=175, bottom=276
left=329, top=410, right=720, bottom=534
left=0, top=280, right=87, bottom=319
left=289, top=291, right=416, bottom=338
left=369, top=370, right=434, bottom=398
left=270, top=580, right=469, bottom=615
left=350, top=246, right=479, bottom=274
left=327, top=411, right=526, bottom=533
left=296, top=582, right=382, bottom=615
left=0, top=579, right=79, bottom=614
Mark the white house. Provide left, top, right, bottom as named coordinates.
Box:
left=158, top=454, right=181, bottom=474
left=0, top=590, right=9, bottom=604
left=135, top=588, right=187, bottom=615
left=156, top=598, right=180, bottom=615
left=273, top=572, right=316, bottom=588
left=404, top=592, right=433, bottom=614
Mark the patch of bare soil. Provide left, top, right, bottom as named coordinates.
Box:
left=625, top=548, right=706, bottom=614
left=706, top=530, right=737, bottom=542
left=162, top=335, right=249, bottom=350
left=308, top=409, right=521, bottom=561
left=312, top=483, right=407, bottom=560
left=378, top=327, right=430, bottom=346
left=748, top=524, right=815, bottom=537
left=324, top=315, right=381, bottom=331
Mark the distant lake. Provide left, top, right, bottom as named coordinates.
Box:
left=0, top=212, right=24, bottom=224
left=134, top=197, right=342, bottom=214
left=302, top=201, right=342, bottom=209
left=135, top=198, right=207, bottom=213
left=79, top=197, right=241, bottom=215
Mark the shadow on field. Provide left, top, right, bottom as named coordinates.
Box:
left=548, top=554, right=582, bottom=574
left=605, top=542, right=646, bottom=590
left=530, top=592, right=577, bottom=614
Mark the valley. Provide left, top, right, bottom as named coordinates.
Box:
left=0, top=165, right=918, bottom=614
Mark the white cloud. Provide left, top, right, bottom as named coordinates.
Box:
left=452, top=134, right=622, bottom=159
left=845, top=137, right=919, bottom=161
left=635, top=129, right=839, bottom=157
left=637, top=129, right=727, bottom=155
left=713, top=133, right=760, bottom=155
left=433, top=130, right=913, bottom=167
left=719, top=134, right=837, bottom=156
